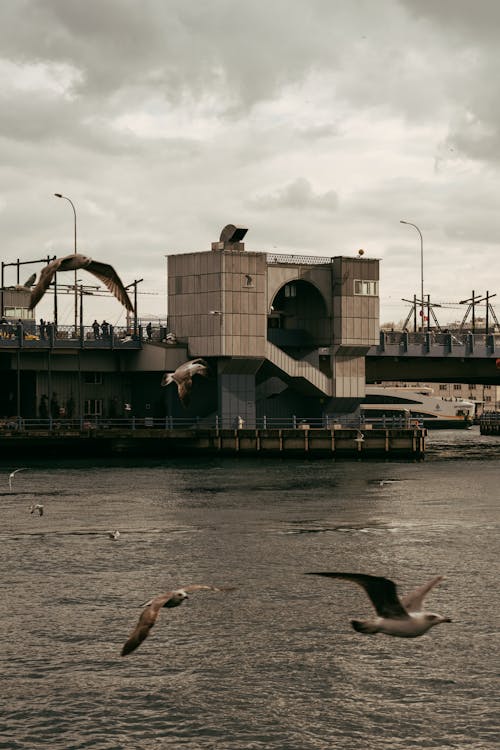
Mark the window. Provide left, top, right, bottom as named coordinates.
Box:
left=485, top=385, right=492, bottom=390
left=485, top=396, right=492, bottom=402
left=453, top=384, right=461, bottom=390
left=468, top=384, right=476, bottom=390
left=175, top=276, right=183, bottom=294
left=354, top=279, right=378, bottom=296
left=83, top=372, right=102, bottom=384
left=439, top=385, right=447, bottom=391
left=284, top=284, right=297, bottom=298
left=84, top=399, right=102, bottom=417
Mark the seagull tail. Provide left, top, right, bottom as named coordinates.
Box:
left=161, top=373, right=175, bottom=387
left=350, top=619, right=378, bottom=635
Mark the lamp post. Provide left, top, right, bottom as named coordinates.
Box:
left=400, top=220, right=424, bottom=329
left=54, top=193, right=78, bottom=335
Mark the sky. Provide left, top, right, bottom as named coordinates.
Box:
left=1, top=0, right=500, bottom=329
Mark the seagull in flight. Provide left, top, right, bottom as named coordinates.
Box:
left=29, top=503, right=44, bottom=516
left=9, top=468, right=27, bottom=491
left=29, top=253, right=134, bottom=312
left=306, top=572, right=451, bottom=638
left=121, top=583, right=235, bottom=656
left=161, top=358, right=210, bottom=407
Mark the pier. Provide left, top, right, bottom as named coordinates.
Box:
left=0, top=424, right=426, bottom=459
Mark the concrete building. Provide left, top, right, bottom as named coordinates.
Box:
left=167, top=224, right=380, bottom=426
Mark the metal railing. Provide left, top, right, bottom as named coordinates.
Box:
left=266, top=253, right=332, bottom=266
left=0, top=414, right=420, bottom=432
left=0, top=322, right=176, bottom=349
left=375, top=330, right=500, bottom=355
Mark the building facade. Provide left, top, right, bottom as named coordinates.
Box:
left=167, top=224, right=380, bottom=425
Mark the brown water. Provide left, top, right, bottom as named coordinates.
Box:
left=1, top=427, right=498, bottom=749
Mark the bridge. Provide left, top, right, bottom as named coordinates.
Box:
left=366, top=331, right=500, bottom=385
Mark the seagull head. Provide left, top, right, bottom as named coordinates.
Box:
left=166, top=589, right=189, bottom=608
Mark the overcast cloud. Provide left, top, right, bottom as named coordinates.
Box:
left=1, top=0, right=500, bottom=327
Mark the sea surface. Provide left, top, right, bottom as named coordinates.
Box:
left=1, top=427, right=498, bottom=749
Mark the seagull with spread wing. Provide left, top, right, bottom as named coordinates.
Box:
left=306, top=572, right=451, bottom=637
left=161, top=358, right=210, bottom=407
left=29, top=254, right=134, bottom=312
left=9, top=468, right=27, bottom=491
left=121, top=583, right=235, bottom=656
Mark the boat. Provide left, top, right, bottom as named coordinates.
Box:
left=361, top=385, right=475, bottom=429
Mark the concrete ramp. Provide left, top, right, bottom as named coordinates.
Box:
left=265, top=341, right=332, bottom=397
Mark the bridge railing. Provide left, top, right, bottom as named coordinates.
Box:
left=376, top=330, right=500, bottom=355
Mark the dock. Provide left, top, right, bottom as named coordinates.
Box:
left=0, top=425, right=426, bottom=459
left=479, top=413, right=500, bottom=435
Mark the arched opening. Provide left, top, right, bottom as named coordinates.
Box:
left=268, top=280, right=330, bottom=349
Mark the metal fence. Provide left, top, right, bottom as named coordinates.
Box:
left=0, top=414, right=419, bottom=432
left=0, top=322, right=176, bottom=349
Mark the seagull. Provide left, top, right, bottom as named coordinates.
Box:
left=29, top=253, right=134, bottom=312
left=354, top=430, right=364, bottom=444
left=121, top=584, right=235, bottom=656
left=29, top=503, right=44, bottom=516
left=161, top=358, right=210, bottom=407
left=14, top=272, right=37, bottom=291
left=108, top=530, right=120, bottom=540
left=306, top=572, right=451, bottom=638
left=9, top=468, right=27, bottom=491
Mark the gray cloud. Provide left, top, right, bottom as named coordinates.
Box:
left=1, top=0, right=500, bottom=327
left=250, top=178, right=339, bottom=212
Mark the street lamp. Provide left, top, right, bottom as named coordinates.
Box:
left=54, top=193, right=78, bottom=335
left=400, top=220, right=424, bottom=329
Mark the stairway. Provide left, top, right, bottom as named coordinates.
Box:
left=265, top=341, right=332, bottom=397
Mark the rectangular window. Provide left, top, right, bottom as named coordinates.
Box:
left=84, top=399, right=102, bottom=417
left=468, top=384, right=476, bottom=390
left=175, top=276, right=183, bottom=294
left=485, top=396, right=492, bottom=402
left=484, top=385, right=492, bottom=390
left=439, top=385, right=447, bottom=391
left=354, top=280, right=378, bottom=296
left=83, top=372, right=102, bottom=384
left=453, top=384, right=461, bottom=390
left=284, top=284, right=297, bottom=298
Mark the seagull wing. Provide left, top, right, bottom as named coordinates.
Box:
left=401, top=576, right=444, bottom=612
left=306, top=572, right=409, bottom=619
left=179, top=584, right=236, bottom=594
left=85, top=260, right=134, bottom=312
left=121, top=592, right=177, bottom=656
left=29, top=260, right=61, bottom=309
left=177, top=378, right=192, bottom=407
left=23, top=273, right=37, bottom=288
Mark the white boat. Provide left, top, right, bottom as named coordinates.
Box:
left=361, top=385, right=475, bottom=429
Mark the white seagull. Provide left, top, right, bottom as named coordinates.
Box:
left=306, top=572, right=451, bottom=638
left=9, top=468, right=27, bottom=491
left=121, top=583, right=235, bottom=656
left=29, top=253, right=134, bottom=312
left=29, top=503, right=44, bottom=516
left=108, top=530, right=120, bottom=540
left=161, top=358, right=210, bottom=407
